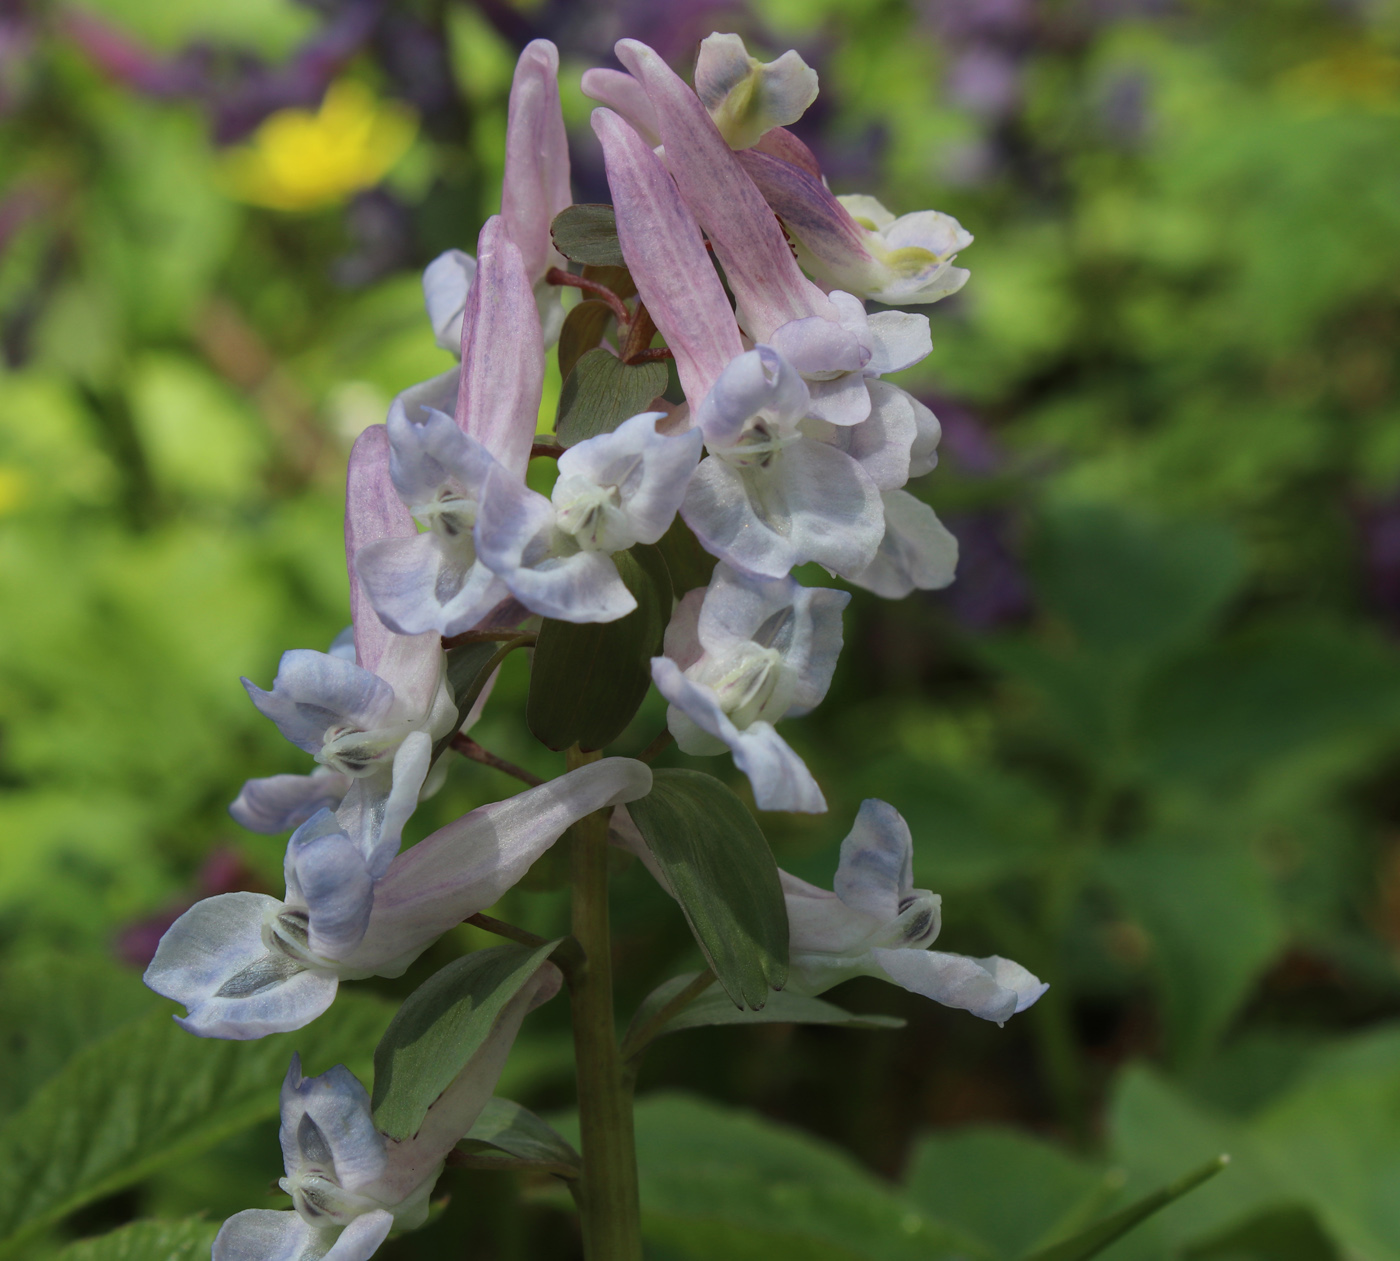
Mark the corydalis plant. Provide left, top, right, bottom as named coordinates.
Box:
left=144, top=33, right=1043, bottom=1261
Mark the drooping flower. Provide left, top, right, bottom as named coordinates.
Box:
left=355, top=216, right=543, bottom=638
left=737, top=148, right=973, bottom=306
left=145, top=759, right=651, bottom=1038
left=651, top=564, right=847, bottom=813
left=782, top=800, right=1047, bottom=1024
left=233, top=424, right=456, bottom=868
left=475, top=412, right=703, bottom=623
left=213, top=960, right=558, bottom=1260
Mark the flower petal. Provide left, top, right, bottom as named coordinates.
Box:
left=212, top=1210, right=343, bottom=1261
left=615, top=38, right=831, bottom=340
left=582, top=67, right=660, bottom=147
left=592, top=107, right=742, bottom=405
left=422, top=249, right=478, bottom=354
left=456, top=216, right=544, bottom=478
left=503, top=40, right=572, bottom=284
left=834, top=799, right=914, bottom=920
left=836, top=490, right=958, bottom=598
left=865, top=311, right=932, bottom=376
left=870, top=948, right=1048, bottom=1025
left=651, top=657, right=825, bottom=812
left=279, top=1056, right=387, bottom=1192
left=144, top=893, right=339, bottom=1040
left=345, top=424, right=419, bottom=678
left=807, top=379, right=917, bottom=491
left=229, top=770, right=352, bottom=835
left=345, top=759, right=653, bottom=972
left=354, top=532, right=510, bottom=639
left=284, top=817, right=376, bottom=959
left=692, top=345, right=809, bottom=448
left=694, top=33, right=819, bottom=151
left=243, top=651, right=397, bottom=756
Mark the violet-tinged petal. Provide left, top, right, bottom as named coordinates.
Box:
left=554, top=412, right=703, bottom=548
left=871, top=948, right=1048, bottom=1025
left=782, top=871, right=885, bottom=958
left=683, top=437, right=884, bottom=578
left=866, top=311, right=932, bottom=375
left=906, top=392, right=942, bottom=479
left=502, top=40, right=572, bottom=285
left=614, top=38, right=832, bottom=340
left=394, top=367, right=460, bottom=428
left=834, top=799, right=914, bottom=920
left=422, top=249, right=477, bottom=354
left=345, top=424, right=418, bottom=678
left=694, top=33, right=819, bottom=151
left=475, top=467, right=637, bottom=624
left=751, top=125, right=823, bottom=177
left=143, top=892, right=339, bottom=1040
left=651, top=658, right=826, bottom=812
left=386, top=401, right=496, bottom=519
left=692, top=346, right=810, bottom=449
left=213, top=1209, right=388, bottom=1261
left=229, top=770, right=352, bottom=835
left=592, top=108, right=741, bottom=405
left=354, top=532, right=510, bottom=639
left=456, top=216, right=544, bottom=479
left=284, top=820, right=375, bottom=958
left=328, top=626, right=357, bottom=662
left=344, top=759, right=652, bottom=972
left=582, top=67, right=660, bottom=146
left=243, top=652, right=397, bottom=758
left=804, top=373, right=873, bottom=426
left=280, top=1056, right=387, bottom=1193
left=836, top=490, right=959, bottom=599
left=662, top=587, right=706, bottom=668
left=804, top=381, right=916, bottom=492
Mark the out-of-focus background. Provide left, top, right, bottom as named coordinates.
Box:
left=3, top=0, right=1400, bottom=1257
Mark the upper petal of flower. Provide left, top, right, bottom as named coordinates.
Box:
left=502, top=40, right=572, bottom=285
left=694, top=33, right=819, bottom=150
left=456, top=216, right=544, bottom=479
left=692, top=346, right=810, bottom=449
left=834, top=798, right=914, bottom=921
left=582, top=68, right=661, bottom=147
left=592, top=107, right=742, bottom=405
left=283, top=812, right=376, bottom=958
left=243, top=651, right=397, bottom=758
left=229, top=769, right=352, bottom=835
left=279, top=1055, right=387, bottom=1195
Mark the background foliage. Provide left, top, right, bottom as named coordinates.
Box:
left=2, top=0, right=1399, bottom=1257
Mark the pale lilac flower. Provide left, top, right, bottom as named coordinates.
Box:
left=651, top=564, right=847, bottom=813
left=693, top=33, right=819, bottom=150
left=475, top=412, right=703, bottom=623
left=144, top=759, right=651, bottom=1038
left=213, top=961, right=558, bottom=1260
left=782, top=800, right=1047, bottom=1023
left=737, top=149, right=973, bottom=306
left=356, top=216, right=543, bottom=638
left=235, top=425, right=456, bottom=869
left=832, top=490, right=960, bottom=599
left=422, top=247, right=477, bottom=354
left=682, top=347, right=885, bottom=579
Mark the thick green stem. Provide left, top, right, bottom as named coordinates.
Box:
left=566, top=746, right=643, bottom=1261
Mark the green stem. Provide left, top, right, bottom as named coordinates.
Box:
left=566, top=746, right=643, bottom=1261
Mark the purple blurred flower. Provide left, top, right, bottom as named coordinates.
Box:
left=1358, top=494, right=1400, bottom=631
left=114, top=848, right=260, bottom=969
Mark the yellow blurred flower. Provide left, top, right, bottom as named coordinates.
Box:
left=0, top=466, right=28, bottom=516
left=221, top=79, right=418, bottom=212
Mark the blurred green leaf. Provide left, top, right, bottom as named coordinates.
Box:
left=629, top=1093, right=986, bottom=1261
left=628, top=771, right=789, bottom=1010
left=53, top=1217, right=219, bottom=1261
left=555, top=349, right=669, bottom=448
left=904, top=1128, right=1109, bottom=1260
left=526, top=544, right=670, bottom=752
left=1097, top=835, right=1285, bottom=1065
left=458, top=1097, right=580, bottom=1172
left=371, top=942, right=560, bottom=1142
left=1027, top=506, right=1243, bottom=659
left=1023, top=1155, right=1229, bottom=1261
left=0, top=995, right=392, bottom=1257
left=557, top=299, right=615, bottom=384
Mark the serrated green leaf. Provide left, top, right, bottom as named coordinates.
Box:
left=371, top=941, right=560, bottom=1141
left=0, top=954, right=154, bottom=1122
left=1022, top=1155, right=1229, bottom=1261
left=557, top=299, right=615, bottom=383
left=0, top=995, right=392, bottom=1257
left=654, top=515, right=717, bottom=600
left=628, top=972, right=903, bottom=1047
left=526, top=544, right=670, bottom=752
left=550, top=204, right=625, bottom=266
left=459, top=1097, right=580, bottom=1172
left=555, top=349, right=669, bottom=449
left=54, top=1217, right=219, bottom=1261
left=627, top=771, right=789, bottom=1009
